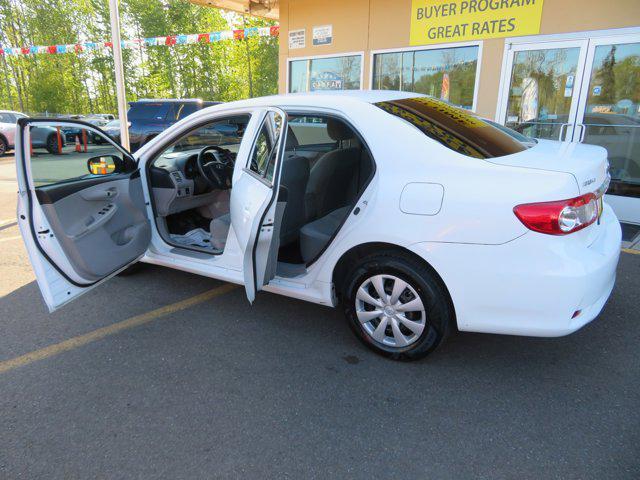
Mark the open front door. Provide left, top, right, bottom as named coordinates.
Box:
left=230, top=108, right=287, bottom=303
left=16, top=118, right=151, bottom=312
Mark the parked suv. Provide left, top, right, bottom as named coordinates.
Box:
left=104, top=99, right=220, bottom=151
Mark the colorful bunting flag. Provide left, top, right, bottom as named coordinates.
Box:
left=0, top=26, right=279, bottom=56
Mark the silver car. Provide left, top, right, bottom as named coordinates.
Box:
left=0, top=110, right=66, bottom=155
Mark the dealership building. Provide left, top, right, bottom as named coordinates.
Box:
left=197, top=0, right=639, bottom=232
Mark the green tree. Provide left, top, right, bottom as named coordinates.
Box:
left=0, top=0, right=279, bottom=115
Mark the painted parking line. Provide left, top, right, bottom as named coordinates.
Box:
left=0, top=282, right=238, bottom=375
left=622, top=248, right=640, bottom=255
left=0, top=218, right=16, bottom=227
left=0, top=221, right=17, bottom=231
left=0, top=235, right=21, bottom=242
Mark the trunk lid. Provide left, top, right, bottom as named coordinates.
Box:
left=487, top=139, right=609, bottom=196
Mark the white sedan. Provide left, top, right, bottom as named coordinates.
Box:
left=15, top=92, right=621, bottom=360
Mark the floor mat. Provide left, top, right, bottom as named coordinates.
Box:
left=170, top=228, right=215, bottom=249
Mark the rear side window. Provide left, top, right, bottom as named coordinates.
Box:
left=375, top=96, right=527, bottom=159
left=177, top=103, right=200, bottom=120
left=127, top=103, right=171, bottom=121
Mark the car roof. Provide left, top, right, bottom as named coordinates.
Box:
left=205, top=90, right=423, bottom=111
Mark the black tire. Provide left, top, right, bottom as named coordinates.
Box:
left=116, top=262, right=144, bottom=276
left=0, top=135, right=7, bottom=156
left=342, top=251, right=454, bottom=361
left=46, top=134, right=61, bottom=154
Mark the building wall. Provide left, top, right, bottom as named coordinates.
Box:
left=278, top=0, right=640, bottom=118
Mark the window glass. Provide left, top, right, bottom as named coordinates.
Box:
left=250, top=111, right=283, bottom=183
left=127, top=102, right=171, bottom=121
left=160, top=115, right=250, bottom=155
left=581, top=42, right=640, bottom=188
left=289, top=116, right=334, bottom=146
left=373, top=46, right=479, bottom=110
left=177, top=103, right=200, bottom=120
left=289, top=55, right=362, bottom=93
left=504, top=47, right=580, bottom=140
left=376, top=96, right=527, bottom=159
left=0, top=112, right=16, bottom=123
left=28, top=122, right=127, bottom=187
left=289, top=60, right=309, bottom=93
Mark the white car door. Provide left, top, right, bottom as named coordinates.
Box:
left=230, top=108, right=288, bottom=303
left=16, top=118, right=151, bottom=312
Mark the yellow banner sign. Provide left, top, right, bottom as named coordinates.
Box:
left=410, top=0, right=544, bottom=46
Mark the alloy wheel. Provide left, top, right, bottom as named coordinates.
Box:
left=355, top=274, right=426, bottom=348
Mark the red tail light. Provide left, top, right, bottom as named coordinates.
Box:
left=514, top=193, right=599, bottom=235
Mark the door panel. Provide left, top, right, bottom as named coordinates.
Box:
left=230, top=108, right=287, bottom=303
left=38, top=174, right=150, bottom=282
left=16, top=118, right=151, bottom=311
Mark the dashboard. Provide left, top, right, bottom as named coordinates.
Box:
left=149, top=146, right=236, bottom=217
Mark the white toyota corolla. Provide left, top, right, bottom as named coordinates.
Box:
left=16, top=92, right=621, bottom=360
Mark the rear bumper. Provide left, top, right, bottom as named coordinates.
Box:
left=409, top=204, right=621, bottom=337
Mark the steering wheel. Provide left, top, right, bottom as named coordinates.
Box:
left=196, top=146, right=234, bottom=189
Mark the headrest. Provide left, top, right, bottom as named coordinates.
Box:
left=327, top=118, right=354, bottom=141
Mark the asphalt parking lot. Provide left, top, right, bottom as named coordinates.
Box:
left=0, top=152, right=639, bottom=479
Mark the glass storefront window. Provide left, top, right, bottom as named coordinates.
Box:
left=372, top=45, right=479, bottom=110
left=289, top=55, right=362, bottom=93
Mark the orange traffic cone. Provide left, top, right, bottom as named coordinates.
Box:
left=75, top=135, right=81, bottom=153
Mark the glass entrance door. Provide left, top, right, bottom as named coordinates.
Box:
left=500, top=40, right=588, bottom=141
left=575, top=35, right=640, bottom=224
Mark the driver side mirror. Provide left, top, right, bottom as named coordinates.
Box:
left=87, top=155, right=119, bottom=175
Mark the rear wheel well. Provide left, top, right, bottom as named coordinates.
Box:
left=0, top=133, right=8, bottom=147
left=332, top=242, right=456, bottom=323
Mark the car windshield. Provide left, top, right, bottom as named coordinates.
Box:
left=127, top=102, right=171, bottom=121
left=165, top=115, right=250, bottom=153
left=375, top=96, right=528, bottom=159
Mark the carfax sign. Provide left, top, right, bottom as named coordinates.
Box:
left=410, top=0, right=544, bottom=45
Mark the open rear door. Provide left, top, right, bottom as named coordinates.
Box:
left=16, top=118, right=151, bottom=312
left=230, top=108, right=287, bottom=303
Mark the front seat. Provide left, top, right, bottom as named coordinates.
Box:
left=305, top=119, right=361, bottom=220
left=278, top=153, right=310, bottom=246
left=209, top=134, right=309, bottom=249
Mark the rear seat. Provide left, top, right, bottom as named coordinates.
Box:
left=299, top=206, right=351, bottom=262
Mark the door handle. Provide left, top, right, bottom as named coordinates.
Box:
left=81, top=187, right=117, bottom=201
left=558, top=123, right=572, bottom=141
left=573, top=123, right=587, bottom=143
